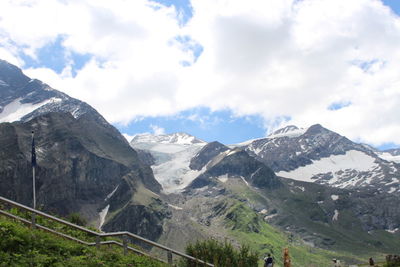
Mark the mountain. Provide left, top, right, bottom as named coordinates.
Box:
left=377, top=149, right=400, bottom=164
left=0, top=59, right=168, bottom=242
left=385, top=148, right=400, bottom=156
left=130, top=132, right=206, bottom=193
left=189, top=141, right=230, bottom=171
left=240, top=124, right=400, bottom=194
left=135, top=133, right=400, bottom=266
left=131, top=132, right=204, bottom=145
left=186, top=143, right=280, bottom=190
left=0, top=60, right=112, bottom=130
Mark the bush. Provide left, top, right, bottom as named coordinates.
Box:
left=384, top=255, right=400, bottom=267
left=183, top=239, right=258, bottom=267
left=67, top=212, right=87, bottom=226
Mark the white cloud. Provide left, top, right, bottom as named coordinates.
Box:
left=150, top=124, right=166, bottom=135
left=1, top=0, right=400, bottom=146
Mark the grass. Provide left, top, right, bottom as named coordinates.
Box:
left=223, top=199, right=344, bottom=267
left=216, top=180, right=385, bottom=267
left=0, top=214, right=168, bottom=267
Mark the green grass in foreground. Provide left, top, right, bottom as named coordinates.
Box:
left=0, top=216, right=167, bottom=267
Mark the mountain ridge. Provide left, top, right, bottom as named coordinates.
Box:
left=0, top=59, right=168, bottom=242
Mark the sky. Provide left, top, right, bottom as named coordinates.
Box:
left=0, top=0, right=399, bottom=148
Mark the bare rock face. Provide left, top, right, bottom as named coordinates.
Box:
left=103, top=199, right=171, bottom=245
left=0, top=112, right=160, bottom=216
left=189, top=141, right=229, bottom=171
left=0, top=60, right=169, bottom=242
left=135, top=149, right=156, bottom=166
left=188, top=148, right=280, bottom=190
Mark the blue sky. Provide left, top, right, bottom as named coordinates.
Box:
left=117, top=107, right=267, bottom=144
left=1, top=0, right=399, bottom=148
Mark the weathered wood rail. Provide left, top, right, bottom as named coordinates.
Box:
left=0, top=196, right=214, bottom=266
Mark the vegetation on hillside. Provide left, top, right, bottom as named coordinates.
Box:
left=0, top=216, right=167, bottom=267
left=183, top=239, right=258, bottom=267
left=384, top=255, right=400, bottom=267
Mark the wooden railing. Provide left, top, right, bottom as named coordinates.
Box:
left=0, top=196, right=214, bottom=266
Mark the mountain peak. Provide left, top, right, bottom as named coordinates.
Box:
left=0, top=59, right=108, bottom=124
left=268, top=125, right=306, bottom=138
left=0, top=60, right=30, bottom=89
left=271, top=125, right=299, bottom=135
left=131, top=132, right=205, bottom=145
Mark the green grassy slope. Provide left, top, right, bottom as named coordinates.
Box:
left=223, top=199, right=352, bottom=267
left=0, top=215, right=167, bottom=267
left=220, top=180, right=393, bottom=267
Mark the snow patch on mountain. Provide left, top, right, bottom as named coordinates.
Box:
left=277, top=150, right=378, bottom=183
left=377, top=152, right=400, bottom=163
left=240, top=176, right=249, bottom=186
left=131, top=132, right=205, bottom=145
left=217, top=174, right=229, bottom=183
left=386, top=228, right=399, bottom=234
left=98, top=204, right=110, bottom=230
left=268, top=125, right=306, bottom=139
left=0, top=79, right=8, bottom=86
left=386, top=178, right=399, bottom=186
left=332, top=210, right=339, bottom=221
left=131, top=136, right=206, bottom=193
left=0, top=97, right=60, bottom=123
left=388, top=187, right=397, bottom=194
left=105, top=185, right=119, bottom=201
left=168, top=204, right=183, bottom=210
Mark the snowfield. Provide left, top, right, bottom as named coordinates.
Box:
left=277, top=150, right=378, bottom=183
left=377, top=152, right=400, bottom=163
left=131, top=134, right=206, bottom=193
left=0, top=97, right=62, bottom=123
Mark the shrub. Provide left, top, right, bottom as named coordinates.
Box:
left=183, top=239, right=258, bottom=267
left=67, top=212, right=87, bottom=226
left=384, top=255, right=400, bottom=267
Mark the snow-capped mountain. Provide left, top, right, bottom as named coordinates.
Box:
left=131, top=132, right=204, bottom=145
left=130, top=125, right=399, bottom=195
left=377, top=149, right=400, bottom=164
left=139, top=131, right=400, bottom=256
left=0, top=59, right=112, bottom=130
left=240, top=124, right=400, bottom=194
left=267, top=125, right=306, bottom=138
left=130, top=133, right=207, bottom=193
left=0, top=59, right=166, bottom=239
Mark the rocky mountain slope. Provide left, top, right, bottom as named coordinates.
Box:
left=129, top=131, right=400, bottom=265
left=0, top=59, right=108, bottom=127
left=186, top=141, right=280, bottom=190
left=0, top=60, right=168, bottom=242
left=239, top=124, right=400, bottom=194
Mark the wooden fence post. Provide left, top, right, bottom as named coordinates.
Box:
left=96, top=235, right=101, bottom=249
left=123, top=234, right=128, bottom=256
left=31, top=213, right=36, bottom=229
left=167, top=250, right=173, bottom=265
